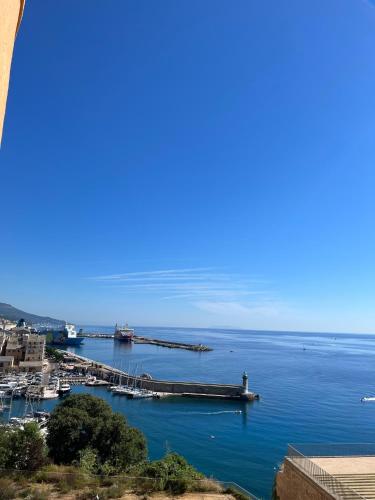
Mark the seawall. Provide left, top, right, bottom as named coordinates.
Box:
left=60, top=351, right=259, bottom=401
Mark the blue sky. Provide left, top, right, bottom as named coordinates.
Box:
left=1, top=0, right=375, bottom=332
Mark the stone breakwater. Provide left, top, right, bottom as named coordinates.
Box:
left=132, top=335, right=212, bottom=351
left=59, top=351, right=259, bottom=401
left=77, top=333, right=212, bottom=351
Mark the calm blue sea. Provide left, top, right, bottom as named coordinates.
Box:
left=6, top=327, right=375, bottom=499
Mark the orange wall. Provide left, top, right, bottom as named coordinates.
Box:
left=0, top=0, right=24, bottom=144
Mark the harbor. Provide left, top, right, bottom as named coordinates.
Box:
left=0, top=321, right=256, bottom=403
left=0, top=320, right=262, bottom=494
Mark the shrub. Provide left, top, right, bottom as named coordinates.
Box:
left=190, top=478, right=223, bottom=493
left=78, top=447, right=98, bottom=474
left=0, top=478, right=17, bottom=500
left=34, top=464, right=78, bottom=483
left=34, top=464, right=97, bottom=492
left=133, top=452, right=204, bottom=494
left=0, top=423, right=46, bottom=471
left=56, top=480, right=71, bottom=494
left=20, top=487, right=49, bottom=500
left=105, top=482, right=128, bottom=498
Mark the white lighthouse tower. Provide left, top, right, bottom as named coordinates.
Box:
left=242, top=371, right=249, bottom=395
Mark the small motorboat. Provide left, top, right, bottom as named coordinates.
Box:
left=361, top=396, right=375, bottom=402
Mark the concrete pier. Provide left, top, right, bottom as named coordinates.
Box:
left=77, top=333, right=212, bottom=351
left=59, top=351, right=259, bottom=401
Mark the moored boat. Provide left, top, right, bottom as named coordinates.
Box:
left=58, top=382, right=71, bottom=395
left=114, top=323, right=134, bottom=343
left=112, top=385, right=134, bottom=395
left=40, top=385, right=59, bottom=399
left=127, top=389, right=154, bottom=399
left=85, top=376, right=109, bottom=387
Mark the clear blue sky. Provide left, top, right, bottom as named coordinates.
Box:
left=2, top=0, right=375, bottom=332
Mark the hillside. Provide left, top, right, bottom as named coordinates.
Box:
left=0, top=302, right=63, bottom=327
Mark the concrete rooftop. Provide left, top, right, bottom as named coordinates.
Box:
left=311, top=456, right=375, bottom=499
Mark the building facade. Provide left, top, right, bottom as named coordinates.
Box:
left=0, top=0, right=25, bottom=143
left=0, top=330, right=45, bottom=372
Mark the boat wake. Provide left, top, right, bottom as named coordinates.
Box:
left=177, top=410, right=243, bottom=415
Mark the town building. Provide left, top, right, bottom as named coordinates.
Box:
left=5, top=334, right=25, bottom=364
left=0, top=318, right=17, bottom=331
left=0, top=356, right=14, bottom=372
left=0, top=330, right=45, bottom=373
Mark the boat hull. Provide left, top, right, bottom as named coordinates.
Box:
left=114, top=336, right=133, bottom=342
left=51, top=335, right=84, bottom=346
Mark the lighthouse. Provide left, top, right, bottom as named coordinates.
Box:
left=242, top=371, right=249, bottom=395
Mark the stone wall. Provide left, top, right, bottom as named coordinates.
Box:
left=65, top=352, right=254, bottom=399
left=107, top=370, right=244, bottom=397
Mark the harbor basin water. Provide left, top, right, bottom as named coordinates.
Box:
left=5, top=326, right=375, bottom=499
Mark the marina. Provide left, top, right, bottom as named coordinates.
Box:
left=59, top=350, right=258, bottom=401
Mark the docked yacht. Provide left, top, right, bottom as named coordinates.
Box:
left=127, top=389, right=154, bottom=399
left=41, top=384, right=59, bottom=399
left=112, top=385, right=133, bottom=395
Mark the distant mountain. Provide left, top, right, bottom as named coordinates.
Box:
left=0, top=302, right=64, bottom=327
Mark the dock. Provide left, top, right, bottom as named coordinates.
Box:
left=78, top=333, right=212, bottom=351
left=58, top=351, right=258, bottom=401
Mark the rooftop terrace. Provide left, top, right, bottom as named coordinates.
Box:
left=287, top=444, right=375, bottom=500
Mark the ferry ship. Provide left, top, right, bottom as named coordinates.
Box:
left=114, top=323, right=134, bottom=343
left=50, top=323, right=84, bottom=346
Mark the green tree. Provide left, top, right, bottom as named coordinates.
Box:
left=47, top=394, right=147, bottom=472
left=0, top=423, right=47, bottom=470
left=45, top=346, right=65, bottom=362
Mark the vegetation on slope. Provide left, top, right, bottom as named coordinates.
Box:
left=45, top=345, right=65, bottom=362
left=0, top=394, right=227, bottom=499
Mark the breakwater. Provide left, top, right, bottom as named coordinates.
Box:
left=133, top=335, right=212, bottom=351
left=78, top=332, right=212, bottom=351
left=60, top=351, right=258, bottom=401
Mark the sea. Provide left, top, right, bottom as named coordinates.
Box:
left=5, top=326, right=375, bottom=499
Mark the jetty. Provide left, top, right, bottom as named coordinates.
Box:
left=133, top=335, right=212, bottom=351
left=78, top=332, right=212, bottom=351
left=58, top=351, right=258, bottom=401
